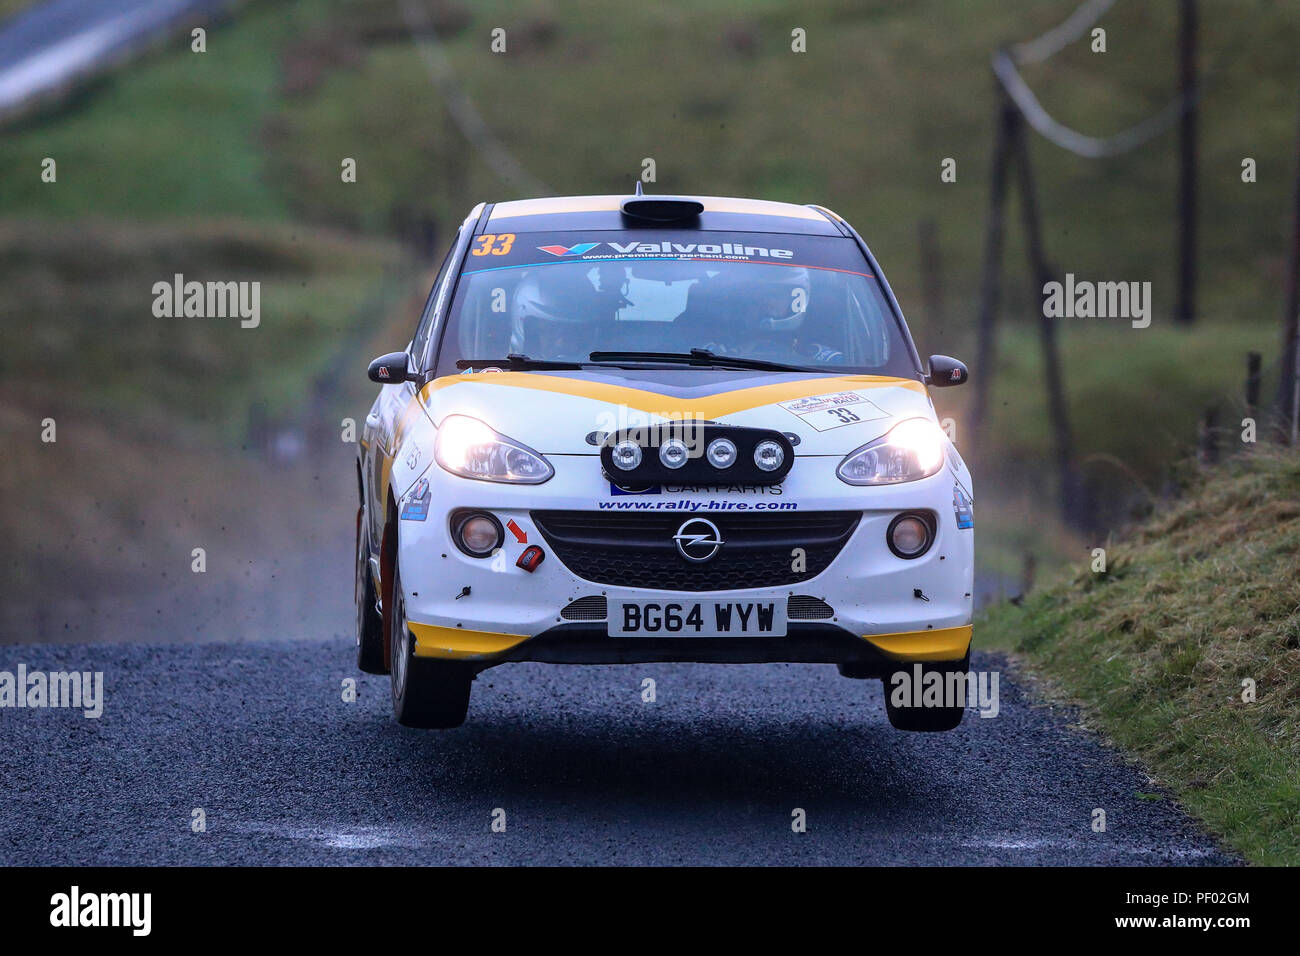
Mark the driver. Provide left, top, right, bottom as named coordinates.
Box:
left=510, top=266, right=622, bottom=360
left=687, top=267, right=842, bottom=364
left=749, top=267, right=847, bottom=364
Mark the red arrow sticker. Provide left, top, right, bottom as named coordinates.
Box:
left=506, top=519, right=527, bottom=544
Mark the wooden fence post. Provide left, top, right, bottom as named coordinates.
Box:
left=1175, top=0, right=1199, bottom=325
left=918, top=218, right=945, bottom=330
left=1246, top=351, right=1261, bottom=422
left=1010, top=107, right=1085, bottom=528
left=1276, top=87, right=1300, bottom=434
left=1198, top=406, right=1219, bottom=465
left=970, top=79, right=1018, bottom=441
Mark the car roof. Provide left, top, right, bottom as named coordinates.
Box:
left=483, top=194, right=847, bottom=237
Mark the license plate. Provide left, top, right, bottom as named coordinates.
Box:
left=609, top=599, right=788, bottom=637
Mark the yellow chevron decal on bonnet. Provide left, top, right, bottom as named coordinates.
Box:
left=419, top=372, right=924, bottom=418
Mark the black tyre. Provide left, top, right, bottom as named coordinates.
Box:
left=837, top=661, right=875, bottom=679
left=389, top=560, right=473, bottom=729
left=355, top=507, right=387, bottom=674
left=883, top=654, right=969, bottom=732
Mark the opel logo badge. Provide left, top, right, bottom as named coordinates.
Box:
left=674, top=517, right=724, bottom=563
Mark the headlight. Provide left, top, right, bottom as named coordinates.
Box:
left=435, top=414, right=554, bottom=484
left=837, top=418, right=945, bottom=485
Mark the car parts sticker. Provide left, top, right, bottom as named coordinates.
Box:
left=400, top=478, right=431, bottom=521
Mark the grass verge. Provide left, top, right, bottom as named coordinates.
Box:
left=979, top=446, right=1300, bottom=864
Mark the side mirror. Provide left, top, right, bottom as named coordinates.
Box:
left=367, top=351, right=413, bottom=384
left=926, top=354, right=969, bottom=387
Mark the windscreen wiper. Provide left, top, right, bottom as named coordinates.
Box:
left=589, top=348, right=820, bottom=373
left=455, top=354, right=587, bottom=370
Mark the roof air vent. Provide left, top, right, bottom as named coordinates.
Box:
left=620, top=195, right=704, bottom=222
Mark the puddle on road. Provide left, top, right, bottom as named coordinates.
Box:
left=959, top=836, right=1218, bottom=858
left=230, top=821, right=429, bottom=851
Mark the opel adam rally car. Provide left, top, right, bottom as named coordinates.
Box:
left=356, top=192, right=975, bottom=731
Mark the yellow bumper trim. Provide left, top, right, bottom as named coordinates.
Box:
left=862, top=625, right=972, bottom=662
left=409, top=622, right=530, bottom=660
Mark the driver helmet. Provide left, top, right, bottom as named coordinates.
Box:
left=747, top=266, right=811, bottom=333
left=510, top=267, right=606, bottom=359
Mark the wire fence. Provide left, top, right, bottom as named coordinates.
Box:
left=992, top=49, right=1194, bottom=159
left=992, top=0, right=1208, bottom=159
left=1009, top=0, right=1116, bottom=65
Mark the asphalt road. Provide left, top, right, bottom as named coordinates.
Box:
left=0, top=0, right=234, bottom=117
left=0, top=641, right=1235, bottom=865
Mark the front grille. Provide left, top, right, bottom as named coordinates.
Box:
left=560, top=596, right=608, bottom=620
left=559, top=594, right=836, bottom=620
left=531, top=510, right=860, bottom=591
left=788, top=595, right=834, bottom=619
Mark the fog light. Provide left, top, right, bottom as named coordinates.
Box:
left=753, top=439, right=784, bottom=472
left=887, top=513, right=933, bottom=559
left=706, top=437, right=737, bottom=469
left=454, top=512, right=503, bottom=557
left=659, top=438, right=689, bottom=469
left=611, top=440, right=642, bottom=471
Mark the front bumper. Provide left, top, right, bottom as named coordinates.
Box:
left=396, top=456, right=974, bottom=669
left=409, top=620, right=972, bottom=670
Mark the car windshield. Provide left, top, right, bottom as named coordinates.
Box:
left=433, top=232, right=918, bottom=377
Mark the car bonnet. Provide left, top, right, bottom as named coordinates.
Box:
left=417, top=367, right=933, bottom=455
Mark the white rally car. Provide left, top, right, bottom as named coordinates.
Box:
left=357, top=193, right=974, bottom=731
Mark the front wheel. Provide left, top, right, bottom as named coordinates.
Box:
left=355, top=507, right=387, bottom=674
left=883, top=654, right=969, bottom=732
left=388, top=561, right=473, bottom=729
